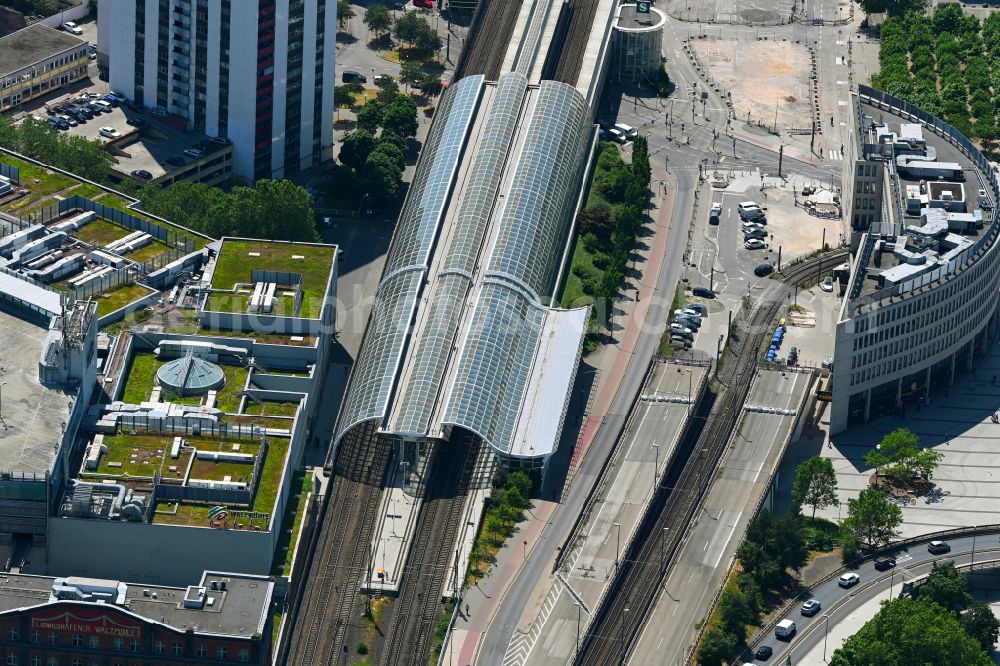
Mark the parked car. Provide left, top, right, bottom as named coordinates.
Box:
left=709, top=209, right=720, bottom=225
left=928, top=540, right=950, bottom=554
left=210, top=136, right=231, bottom=146
left=166, top=156, right=186, bottom=167
left=754, top=645, right=773, bottom=660
left=102, top=95, right=120, bottom=107
left=801, top=598, right=821, bottom=616
left=99, top=127, right=120, bottom=138
left=742, top=208, right=767, bottom=223
left=126, top=117, right=147, bottom=127
left=675, top=307, right=700, bottom=319
left=787, top=347, right=799, bottom=365
left=686, top=303, right=708, bottom=317
left=674, top=315, right=700, bottom=330
left=341, top=70, right=367, bottom=84
left=754, top=263, right=774, bottom=277
left=737, top=201, right=760, bottom=216
left=874, top=556, right=896, bottom=571
left=413, top=0, right=434, bottom=6
left=839, top=572, right=860, bottom=588
left=670, top=323, right=694, bottom=340
left=130, top=169, right=153, bottom=180
left=745, top=238, right=765, bottom=250
left=183, top=147, right=205, bottom=159
left=742, top=221, right=766, bottom=233
left=62, top=21, right=83, bottom=35
left=820, top=276, right=834, bottom=292
left=692, top=287, right=715, bottom=299
left=69, top=105, right=93, bottom=119
left=47, top=117, right=69, bottom=130
left=614, top=123, right=638, bottom=140
left=607, top=128, right=627, bottom=144
left=57, top=114, right=78, bottom=127
left=821, top=357, right=834, bottom=370
left=745, top=228, right=767, bottom=240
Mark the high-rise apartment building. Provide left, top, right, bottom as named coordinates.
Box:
left=102, top=0, right=335, bottom=181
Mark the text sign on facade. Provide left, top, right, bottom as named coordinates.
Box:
left=32, top=611, right=141, bottom=639
left=636, top=1, right=651, bottom=13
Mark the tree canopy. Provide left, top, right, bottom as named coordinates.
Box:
left=865, top=428, right=943, bottom=486
left=919, top=561, right=973, bottom=612
left=792, top=456, right=838, bottom=518
left=336, top=0, right=355, bottom=28
left=830, top=598, right=991, bottom=666
left=0, top=116, right=112, bottom=183
left=363, top=4, right=392, bottom=40
left=858, top=0, right=928, bottom=16
left=841, top=487, right=902, bottom=550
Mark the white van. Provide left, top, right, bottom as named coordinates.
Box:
left=614, top=123, right=638, bottom=140
left=775, top=618, right=796, bottom=639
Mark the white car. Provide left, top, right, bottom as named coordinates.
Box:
left=745, top=238, right=765, bottom=250
left=607, top=128, right=627, bottom=144
left=98, top=127, right=120, bottom=139
left=737, top=201, right=760, bottom=215
left=838, top=572, right=860, bottom=588
left=62, top=22, right=83, bottom=35
left=711, top=202, right=722, bottom=214
left=820, top=276, right=834, bottom=291
left=742, top=221, right=765, bottom=233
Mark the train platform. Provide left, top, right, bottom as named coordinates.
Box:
left=498, top=359, right=710, bottom=666
left=628, top=368, right=814, bottom=666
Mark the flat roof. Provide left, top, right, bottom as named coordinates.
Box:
left=0, top=272, right=62, bottom=316
left=0, top=310, right=73, bottom=475
left=0, top=571, right=272, bottom=638
left=0, top=25, right=86, bottom=76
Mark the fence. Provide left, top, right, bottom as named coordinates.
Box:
left=0, top=161, right=20, bottom=185
left=71, top=266, right=137, bottom=300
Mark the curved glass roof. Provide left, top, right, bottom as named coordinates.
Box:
left=389, top=73, right=530, bottom=436
left=334, top=77, right=484, bottom=441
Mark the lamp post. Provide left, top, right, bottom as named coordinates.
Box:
left=613, top=522, right=622, bottom=574
left=619, top=607, right=630, bottom=665
left=651, top=442, right=659, bottom=492
left=574, top=602, right=582, bottom=660
left=823, top=613, right=831, bottom=662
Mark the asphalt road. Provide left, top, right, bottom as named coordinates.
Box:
left=475, top=166, right=699, bottom=663
left=744, top=534, right=1000, bottom=665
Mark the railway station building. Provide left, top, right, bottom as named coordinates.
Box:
left=333, top=72, right=594, bottom=473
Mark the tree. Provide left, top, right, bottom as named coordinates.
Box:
left=363, top=4, right=392, bottom=41
left=866, top=428, right=943, bottom=486
left=695, top=625, right=738, bottom=666
left=414, top=24, right=442, bottom=57
left=792, top=456, right=838, bottom=518
left=369, top=140, right=405, bottom=172
left=718, top=587, right=755, bottom=640
left=735, top=540, right=782, bottom=591
left=139, top=181, right=227, bottom=231
left=362, top=150, right=403, bottom=202
left=337, top=0, right=355, bottom=28
left=378, top=130, right=408, bottom=156
left=205, top=180, right=319, bottom=242
left=841, top=487, right=903, bottom=550
left=962, top=603, right=1000, bottom=652
left=399, top=61, right=424, bottom=90
left=393, top=11, right=426, bottom=47
left=356, top=99, right=384, bottom=133
left=858, top=0, right=928, bottom=16
left=339, top=130, right=375, bottom=171
left=506, top=471, right=532, bottom=498
left=383, top=94, right=419, bottom=138
left=417, top=72, right=443, bottom=98
left=577, top=205, right=616, bottom=239
left=831, top=598, right=991, bottom=666
left=920, top=561, right=973, bottom=612
left=375, top=77, right=401, bottom=108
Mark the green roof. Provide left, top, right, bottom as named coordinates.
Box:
left=207, top=239, right=336, bottom=319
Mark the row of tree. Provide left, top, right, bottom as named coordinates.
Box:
left=0, top=116, right=112, bottom=183
left=832, top=562, right=998, bottom=664
left=571, top=137, right=651, bottom=329
left=873, top=6, right=1000, bottom=143
left=137, top=179, right=319, bottom=242
left=338, top=87, right=420, bottom=204
left=466, top=472, right=533, bottom=581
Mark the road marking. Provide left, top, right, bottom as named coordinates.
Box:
left=828, top=149, right=842, bottom=161
left=711, top=514, right=742, bottom=569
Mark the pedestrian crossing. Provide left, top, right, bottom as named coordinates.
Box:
left=501, top=585, right=564, bottom=666
left=828, top=149, right=843, bottom=161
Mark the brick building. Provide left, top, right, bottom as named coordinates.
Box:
left=0, top=571, right=274, bottom=665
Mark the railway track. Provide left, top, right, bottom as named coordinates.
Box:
left=285, top=422, right=391, bottom=666
left=550, top=0, right=602, bottom=85
left=454, top=0, right=524, bottom=80
left=576, top=250, right=848, bottom=665
left=376, top=433, right=482, bottom=666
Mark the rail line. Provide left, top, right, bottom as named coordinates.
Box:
left=575, top=250, right=848, bottom=665
left=375, top=433, right=482, bottom=665
left=454, top=0, right=524, bottom=80
left=284, top=422, right=391, bottom=666
left=550, top=0, right=602, bottom=85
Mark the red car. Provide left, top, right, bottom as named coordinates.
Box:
left=412, top=0, right=433, bottom=7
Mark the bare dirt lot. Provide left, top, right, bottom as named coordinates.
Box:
left=691, top=38, right=813, bottom=132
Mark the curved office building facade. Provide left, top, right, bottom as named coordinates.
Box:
left=830, top=86, right=1000, bottom=432
left=333, top=73, right=593, bottom=465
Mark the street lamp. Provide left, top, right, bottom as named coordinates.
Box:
left=651, top=442, right=659, bottom=492
left=613, top=522, right=622, bottom=574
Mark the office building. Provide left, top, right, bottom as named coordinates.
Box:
left=0, top=24, right=89, bottom=113
left=103, top=0, right=336, bottom=181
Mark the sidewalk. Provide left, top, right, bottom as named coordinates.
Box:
left=442, top=163, right=680, bottom=666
